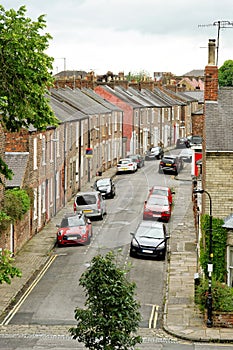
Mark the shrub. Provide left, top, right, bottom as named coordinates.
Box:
left=199, top=215, right=227, bottom=282
left=195, top=277, right=233, bottom=312
left=3, top=188, right=30, bottom=221
left=0, top=210, right=11, bottom=230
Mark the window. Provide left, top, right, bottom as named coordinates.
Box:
left=42, top=136, right=46, bottom=165
left=33, top=188, right=38, bottom=219
left=33, top=137, right=37, bottom=170
left=228, top=246, right=233, bottom=287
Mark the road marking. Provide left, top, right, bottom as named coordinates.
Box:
left=1, top=254, right=57, bottom=326
left=148, top=304, right=159, bottom=329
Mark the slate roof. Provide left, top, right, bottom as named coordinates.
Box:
left=182, top=69, right=204, bottom=77
left=154, top=87, right=185, bottom=106
left=98, top=85, right=142, bottom=108
left=128, top=88, right=169, bottom=108
left=181, top=91, right=204, bottom=103
left=47, top=94, right=87, bottom=122
left=5, top=152, right=29, bottom=188
left=205, top=87, right=233, bottom=151
left=81, top=88, right=123, bottom=112
left=222, top=213, right=233, bottom=229
left=50, top=88, right=111, bottom=115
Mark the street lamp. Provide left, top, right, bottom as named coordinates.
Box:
left=193, top=188, right=213, bottom=327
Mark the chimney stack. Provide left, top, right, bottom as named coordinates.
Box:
left=204, top=39, right=218, bottom=101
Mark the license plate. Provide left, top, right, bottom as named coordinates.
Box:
left=83, top=209, right=92, bottom=213
left=153, top=214, right=160, bottom=217
left=121, top=168, right=128, bottom=170
left=166, top=163, right=171, bottom=166
left=142, top=249, right=153, bottom=254
left=67, top=236, right=78, bottom=240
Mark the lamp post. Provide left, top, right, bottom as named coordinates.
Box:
left=193, top=188, right=213, bottom=327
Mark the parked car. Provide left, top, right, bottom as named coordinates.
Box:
left=145, top=146, right=164, bottom=160
left=116, top=158, right=137, bottom=174
left=128, top=154, right=145, bottom=168
left=158, top=155, right=182, bottom=175
left=130, top=220, right=169, bottom=259
left=143, top=194, right=171, bottom=222
left=92, top=177, right=116, bottom=199
left=187, top=135, right=203, bottom=147
left=74, top=191, right=106, bottom=220
left=179, top=148, right=193, bottom=162
left=56, top=212, right=92, bottom=247
left=149, top=185, right=174, bottom=205
left=176, top=137, right=189, bottom=149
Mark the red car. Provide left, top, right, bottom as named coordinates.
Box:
left=143, top=194, right=171, bottom=222
left=56, top=213, right=92, bottom=247
left=149, top=185, right=174, bottom=205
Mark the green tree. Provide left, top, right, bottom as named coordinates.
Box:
left=126, top=70, right=151, bottom=82
left=69, top=251, right=142, bottom=350
left=218, top=60, right=233, bottom=86
left=0, top=5, right=59, bottom=181
left=0, top=249, right=22, bottom=284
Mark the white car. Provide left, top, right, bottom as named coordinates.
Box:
left=116, top=158, right=137, bottom=174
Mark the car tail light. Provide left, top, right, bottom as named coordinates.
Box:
left=97, top=198, right=101, bottom=210
left=74, top=201, right=77, bottom=212
left=128, top=163, right=133, bottom=166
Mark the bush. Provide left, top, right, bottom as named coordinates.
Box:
left=195, top=277, right=233, bottom=312
left=0, top=210, right=11, bottom=230
left=3, top=188, right=30, bottom=221
left=200, top=215, right=227, bottom=282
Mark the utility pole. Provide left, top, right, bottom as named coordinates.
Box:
left=198, top=21, right=233, bottom=65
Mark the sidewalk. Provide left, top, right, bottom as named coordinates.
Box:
left=0, top=166, right=233, bottom=343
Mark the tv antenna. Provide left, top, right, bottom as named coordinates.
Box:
left=198, top=21, right=233, bottom=65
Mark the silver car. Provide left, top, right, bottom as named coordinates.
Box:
left=73, top=191, right=106, bottom=220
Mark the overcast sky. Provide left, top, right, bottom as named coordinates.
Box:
left=1, top=0, right=233, bottom=76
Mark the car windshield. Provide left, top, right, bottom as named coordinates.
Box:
left=136, top=227, right=164, bottom=239
left=61, top=216, right=86, bottom=227
left=148, top=196, right=169, bottom=206
left=76, top=194, right=96, bottom=205
left=96, top=179, right=110, bottom=186
left=119, top=159, right=131, bottom=164
left=152, top=189, right=168, bottom=196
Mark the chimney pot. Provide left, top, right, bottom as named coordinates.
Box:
left=208, top=39, right=216, bottom=65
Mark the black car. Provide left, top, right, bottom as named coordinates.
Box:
left=158, top=155, right=182, bottom=175
left=128, top=154, right=145, bottom=168
left=176, top=137, right=189, bottom=149
left=145, top=146, right=164, bottom=160
left=92, top=177, right=116, bottom=199
left=130, top=220, right=169, bottom=260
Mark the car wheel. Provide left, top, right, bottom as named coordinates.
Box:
left=130, top=250, right=136, bottom=258
left=86, top=237, right=91, bottom=245
left=160, top=250, right=166, bottom=260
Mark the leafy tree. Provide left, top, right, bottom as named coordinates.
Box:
left=218, top=60, right=233, bottom=86
left=126, top=70, right=151, bottom=82
left=69, top=251, right=142, bottom=350
left=0, top=249, right=22, bottom=284
left=0, top=5, right=59, bottom=181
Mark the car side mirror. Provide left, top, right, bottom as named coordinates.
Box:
left=144, top=200, right=147, bottom=204
left=87, top=219, right=91, bottom=224
left=130, top=232, right=135, bottom=236
left=166, top=235, right=170, bottom=240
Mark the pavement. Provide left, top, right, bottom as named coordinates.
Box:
left=0, top=164, right=233, bottom=344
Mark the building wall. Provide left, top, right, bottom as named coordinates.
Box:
left=205, top=152, right=233, bottom=218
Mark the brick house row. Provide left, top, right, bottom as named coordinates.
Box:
left=0, top=77, right=202, bottom=254
left=194, top=39, right=233, bottom=287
